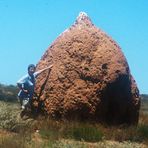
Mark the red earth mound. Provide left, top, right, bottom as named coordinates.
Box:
left=34, top=12, right=140, bottom=124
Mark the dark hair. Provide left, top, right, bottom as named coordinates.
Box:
left=28, top=64, right=36, bottom=71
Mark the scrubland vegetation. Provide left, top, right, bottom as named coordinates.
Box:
left=0, top=84, right=148, bottom=147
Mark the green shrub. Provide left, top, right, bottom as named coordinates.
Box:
left=66, top=124, right=103, bottom=142
left=0, top=84, right=18, bottom=102
left=39, top=128, right=59, bottom=140
left=137, top=124, right=148, bottom=140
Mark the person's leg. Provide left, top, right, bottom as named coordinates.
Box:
left=28, top=87, right=34, bottom=108
left=23, top=97, right=31, bottom=108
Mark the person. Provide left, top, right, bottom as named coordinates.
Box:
left=17, top=64, right=53, bottom=110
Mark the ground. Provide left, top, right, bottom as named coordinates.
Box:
left=0, top=98, right=148, bottom=148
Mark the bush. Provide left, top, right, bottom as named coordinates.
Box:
left=69, top=125, right=103, bottom=142
left=137, top=124, right=148, bottom=140
left=0, top=84, right=18, bottom=102
left=39, top=129, right=59, bottom=140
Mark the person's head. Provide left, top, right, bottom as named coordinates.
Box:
left=28, top=64, right=36, bottom=75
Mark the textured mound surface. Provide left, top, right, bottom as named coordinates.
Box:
left=34, top=12, right=140, bottom=124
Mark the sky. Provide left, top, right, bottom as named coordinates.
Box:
left=0, top=0, right=147, bottom=94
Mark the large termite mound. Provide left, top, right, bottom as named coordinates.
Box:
left=34, top=12, right=140, bottom=124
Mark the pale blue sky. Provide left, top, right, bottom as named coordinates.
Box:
left=0, top=0, right=147, bottom=94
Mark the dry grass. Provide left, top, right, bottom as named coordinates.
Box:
left=0, top=99, right=148, bottom=147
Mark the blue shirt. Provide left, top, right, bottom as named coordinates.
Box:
left=17, top=71, right=39, bottom=99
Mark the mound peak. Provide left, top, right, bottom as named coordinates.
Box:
left=75, top=12, right=93, bottom=26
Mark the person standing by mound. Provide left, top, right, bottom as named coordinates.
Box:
left=17, top=64, right=53, bottom=111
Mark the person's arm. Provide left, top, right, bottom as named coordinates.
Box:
left=34, top=65, right=53, bottom=77
left=17, top=75, right=28, bottom=93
